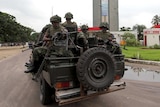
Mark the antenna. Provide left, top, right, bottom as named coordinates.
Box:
left=51, top=6, right=53, bottom=16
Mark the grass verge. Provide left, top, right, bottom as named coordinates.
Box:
left=122, top=46, right=160, bottom=61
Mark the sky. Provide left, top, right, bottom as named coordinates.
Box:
left=0, top=0, right=160, bottom=32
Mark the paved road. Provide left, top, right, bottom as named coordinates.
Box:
left=0, top=50, right=160, bottom=107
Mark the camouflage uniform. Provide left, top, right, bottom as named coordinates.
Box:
left=97, top=22, right=121, bottom=53
left=33, top=15, right=70, bottom=61
left=97, top=22, right=113, bottom=41
left=97, top=31, right=113, bottom=41
left=77, top=25, right=89, bottom=49
left=62, top=12, right=78, bottom=45
left=62, top=12, right=78, bottom=32
left=62, top=21, right=77, bottom=32
left=33, top=27, right=69, bottom=60
left=35, top=24, right=52, bottom=46
left=25, top=24, right=52, bottom=71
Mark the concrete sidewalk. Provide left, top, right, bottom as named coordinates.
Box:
left=125, top=58, right=160, bottom=66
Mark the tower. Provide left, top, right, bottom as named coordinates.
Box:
left=93, top=0, right=119, bottom=31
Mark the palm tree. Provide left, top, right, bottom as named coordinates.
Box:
left=151, top=15, right=160, bottom=25
left=132, top=24, right=146, bottom=40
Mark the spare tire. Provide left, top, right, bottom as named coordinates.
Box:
left=76, top=47, right=116, bottom=91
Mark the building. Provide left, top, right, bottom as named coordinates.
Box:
left=143, top=28, right=160, bottom=46
left=93, top=0, right=119, bottom=31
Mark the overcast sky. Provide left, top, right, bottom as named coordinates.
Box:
left=0, top=0, right=160, bottom=32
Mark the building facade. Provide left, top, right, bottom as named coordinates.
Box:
left=143, top=28, right=160, bottom=46
left=93, top=0, right=119, bottom=31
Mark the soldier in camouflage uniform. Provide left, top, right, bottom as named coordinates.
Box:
left=25, top=24, right=51, bottom=68
left=97, top=22, right=114, bottom=42
left=25, top=15, right=70, bottom=73
left=62, top=12, right=78, bottom=32
left=77, top=25, right=89, bottom=49
left=62, top=12, right=78, bottom=44
left=97, top=22, right=121, bottom=54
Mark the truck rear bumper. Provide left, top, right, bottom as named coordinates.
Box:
left=55, top=80, right=126, bottom=106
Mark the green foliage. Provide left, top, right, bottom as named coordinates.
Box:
left=126, top=39, right=141, bottom=47
left=0, top=11, right=35, bottom=43
left=132, top=24, right=146, bottom=40
left=151, top=15, right=160, bottom=25
left=121, top=32, right=141, bottom=47
left=122, top=32, right=135, bottom=40
left=120, top=27, right=131, bottom=31
left=30, top=33, right=40, bottom=42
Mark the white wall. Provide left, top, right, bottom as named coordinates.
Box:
left=143, top=28, right=160, bottom=46
left=146, top=34, right=160, bottom=46
left=111, top=31, right=137, bottom=44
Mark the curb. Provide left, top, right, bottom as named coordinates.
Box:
left=124, top=58, right=160, bottom=66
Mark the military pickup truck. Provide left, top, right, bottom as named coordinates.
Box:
left=28, top=32, right=126, bottom=106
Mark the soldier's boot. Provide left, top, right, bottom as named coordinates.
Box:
left=24, top=65, right=35, bottom=73
left=25, top=62, right=32, bottom=67
left=25, top=62, right=31, bottom=65
left=24, top=60, right=41, bottom=73
left=24, top=61, right=35, bottom=73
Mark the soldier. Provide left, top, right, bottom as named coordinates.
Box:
left=25, top=15, right=68, bottom=73
left=97, top=22, right=114, bottom=42
left=77, top=25, right=89, bottom=49
left=62, top=12, right=78, bottom=45
left=62, top=12, right=78, bottom=32
left=97, top=22, right=121, bottom=54
left=25, top=24, right=51, bottom=69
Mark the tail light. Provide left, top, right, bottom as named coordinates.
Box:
left=114, top=75, right=121, bottom=80
left=55, top=81, right=73, bottom=89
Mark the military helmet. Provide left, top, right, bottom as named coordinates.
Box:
left=50, top=15, right=61, bottom=23
left=99, top=22, right=109, bottom=29
left=81, top=25, right=89, bottom=30
left=64, top=12, right=73, bottom=19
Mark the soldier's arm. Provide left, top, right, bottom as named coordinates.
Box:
left=43, top=31, right=51, bottom=41
left=73, top=22, right=78, bottom=31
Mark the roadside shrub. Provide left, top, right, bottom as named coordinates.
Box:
left=153, top=44, right=160, bottom=49
left=149, top=44, right=160, bottom=49
left=126, top=39, right=141, bottom=47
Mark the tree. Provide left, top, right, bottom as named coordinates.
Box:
left=0, top=11, right=34, bottom=43
left=120, top=26, right=131, bottom=31
left=132, top=24, right=146, bottom=40
left=151, top=15, right=160, bottom=25
left=30, top=32, right=40, bottom=42
left=121, top=32, right=140, bottom=48
left=122, top=32, right=135, bottom=40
